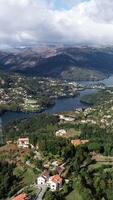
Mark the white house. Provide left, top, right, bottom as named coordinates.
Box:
left=37, top=176, right=46, bottom=185
left=55, top=129, right=67, bottom=137
left=17, top=137, right=29, bottom=148
left=48, top=175, right=62, bottom=191
left=59, top=115, right=75, bottom=122
left=37, top=171, right=49, bottom=185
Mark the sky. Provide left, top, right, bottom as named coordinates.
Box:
left=0, top=0, right=113, bottom=47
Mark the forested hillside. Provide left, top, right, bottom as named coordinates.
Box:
left=1, top=46, right=113, bottom=81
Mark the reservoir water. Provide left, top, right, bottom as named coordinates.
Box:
left=1, top=75, right=113, bottom=124
left=1, top=89, right=96, bottom=124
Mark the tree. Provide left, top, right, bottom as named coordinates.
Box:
left=0, top=161, right=21, bottom=198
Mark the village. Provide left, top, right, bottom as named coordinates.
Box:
left=0, top=110, right=92, bottom=200
left=0, top=73, right=82, bottom=113
left=2, top=99, right=113, bottom=200
left=6, top=131, right=89, bottom=200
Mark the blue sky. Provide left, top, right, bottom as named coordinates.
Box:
left=47, top=0, right=86, bottom=10
left=53, top=0, right=70, bottom=10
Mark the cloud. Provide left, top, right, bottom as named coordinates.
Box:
left=0, top=0, right=113, bottom=47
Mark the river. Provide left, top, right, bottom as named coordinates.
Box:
left=1, top=75, right=113, bottom=124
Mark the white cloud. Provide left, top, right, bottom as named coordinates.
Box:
left=0, top=0, right=113, bottom=46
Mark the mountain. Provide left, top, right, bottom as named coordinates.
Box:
left=0, top=46, right=113, bottom=81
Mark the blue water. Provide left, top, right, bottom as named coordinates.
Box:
left=45, top=89, right=96, bottom=114
left=1, top=89, right=96, bottom=124
left=1, top=75, right=113, bottom=124
left=79, top=75, right=113, bottom=87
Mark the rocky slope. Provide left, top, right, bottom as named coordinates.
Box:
left=0, top=46, right=113, bottom=81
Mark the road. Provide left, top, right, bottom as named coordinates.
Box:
left=35, top=184, right=48, bottom=200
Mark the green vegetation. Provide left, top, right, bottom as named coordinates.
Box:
left=2, top=86, right=113, bottom=199
left=61, top=66, right=105, bottom=81
left=0, top=161, right=21, bottom=199
left=4, top=114, right=73, bottom=160
left=0, top=47, right=110, bottom=81
left=3, top=112, right=113, bottom=199
left=66, top=189, right=82, bottom=200
left=0, top=71, right=80, bottom=113
left=80, top=89, right=113, bottom=105
left=14, top=166, right=38, bottom=185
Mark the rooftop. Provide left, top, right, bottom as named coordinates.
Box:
left=12, top=193, right=28, bottom=200
left=18, top=138, right=29, bottom=141
left=50, top=175, right=62, bottom=183
left=71, top=139, right=89, bottom=146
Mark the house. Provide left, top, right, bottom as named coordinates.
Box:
left=59, top=115, right=75, bottom=122
left=55, top=129, right=67, bottom=137
left=12, top=193, right=28, bottom=200
left=37, top=171, right=49, bottom=185
left=51, top=160, right=59, bottom=167
left=71, top=139, right=81, bottom=146
left=71, top=139, right=89, bottom=146
left=17, top=137, right=29, bottom=148
left=48, top=175, right=62, bottom=191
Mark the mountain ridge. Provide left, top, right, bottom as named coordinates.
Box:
left=0, top=46, right=113, bottom=81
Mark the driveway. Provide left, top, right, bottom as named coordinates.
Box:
left=35, top=184, right=48, bottom=200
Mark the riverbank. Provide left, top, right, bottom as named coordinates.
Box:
left=1, top=88, right=97, bottom=124
left=2, top=73, right=113, bottom=124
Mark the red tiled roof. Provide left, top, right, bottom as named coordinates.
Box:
left=71, top=139, right=81, bottom=145
left=50, top=175, right=62, bottom=183
left=12, top=193, right=28, bottom=200
left=71, top=139, right=89, bottom=146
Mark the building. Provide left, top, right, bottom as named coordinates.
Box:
left=55, top=129, right=67, bottom=137
left=71, top=139, right=89, bottom=146
left=17, top=137, right=29, bottom=148
left=48, top=175, right=62, bottom=191
left=12, top=193, right=28, bottom=200
left=37, top=171, right=49, bottom=185
left=59, top=115, right=75, bottom=122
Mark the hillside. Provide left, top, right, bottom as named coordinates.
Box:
left=0, top=46, right=113, bottom=80
left=3, top=90, right=113, bottom=200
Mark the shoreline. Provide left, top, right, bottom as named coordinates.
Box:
left=0, top=93, right=80, bottom=117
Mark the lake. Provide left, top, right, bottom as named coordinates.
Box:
left=0, top=89, right=96, bottom=124
left=1, top=75, right=113, bottom=124
left=79, top=75, right=113, bottom=87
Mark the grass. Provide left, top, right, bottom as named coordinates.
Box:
left=88, top=162, right=103, bottom=171
left=104, top=167, right=113, bottom=173
left=14, top=166, right=40, bottom=198
left=67, top=129, right=81, bottom=138
left=66, top=189, right=83, bottom=200
left=14, top=166, right=39, bottom=186
left=14, top=166, right=25, bottom=176
left=23, top=168, right=37, bottom=185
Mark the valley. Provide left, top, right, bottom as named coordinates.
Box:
left=1, top=46, right=113, bottom=200
left=1, top=0, right=113, bottom=199
left=2, top=87, right=113, bottom=200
